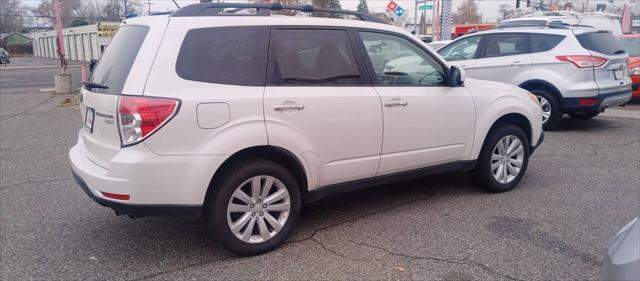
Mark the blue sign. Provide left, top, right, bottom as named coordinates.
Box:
left=394, top=6, right=405, bottom=17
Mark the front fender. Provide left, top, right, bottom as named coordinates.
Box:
left=470, top=94, right=542, bottom=159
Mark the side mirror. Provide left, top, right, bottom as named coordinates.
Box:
left=89, top=59, right=98, bottom=73
left=449, top=66, right=465, bottom=86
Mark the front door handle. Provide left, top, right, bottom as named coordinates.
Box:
left=273, top=104, right=304, bottom=111
left=384, top=99, right=408, bottom=107
left=510, top=61, right=525, bottom=67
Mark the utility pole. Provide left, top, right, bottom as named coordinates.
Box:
left=124, top=0, right=128, bottom=18
left=516, top=0, right=520, bottom=9
left=147, top=0, right=152, bottom=14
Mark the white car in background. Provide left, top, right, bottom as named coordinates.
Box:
left=438, top=23, right=632, bottom=130
left=70, top=3, right=543, bottom=256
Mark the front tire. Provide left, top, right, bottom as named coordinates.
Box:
left=567, top=110, right=600, bottom=120
left=471, top=125, right=530, bottom=192
left=204, top=158, right=301, bottom=256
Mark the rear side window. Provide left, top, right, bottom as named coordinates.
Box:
left=176, top=26, right=269, bottom=86
left=89, top=25, right=149, bottom=95
left=576, top=31, right=623, bottom=55
left=483, top=33, right=529, bottom=58
left=272, top=29, right=361, bottom=85
left=529, top=34, right=565, bottom=53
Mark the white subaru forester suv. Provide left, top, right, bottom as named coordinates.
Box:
left=69, top=3, right=543, bottom=255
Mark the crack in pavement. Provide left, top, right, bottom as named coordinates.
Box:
left=0, top=178, right=72, bottom=191
left=0, top=144, right=71, bottom=152
left=348, top=240, right=525, bottom=281
left=0, top=94, right=58, bottom=122
left=127, top=255, right=237, bottom=281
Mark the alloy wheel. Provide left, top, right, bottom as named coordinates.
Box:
left=226, top=175, right=291, bottom=244
left=536, top=95, right=551, bottom=125
left=491, top=135, right=525, bottom=184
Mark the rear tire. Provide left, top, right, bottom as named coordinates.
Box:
left=568, top=110, right=600, bottom=120
left=531, top=89, right=561, bottom=131
left=204, top=158, right=301, bottom=256
left=471, top=124, right=530, bottom=193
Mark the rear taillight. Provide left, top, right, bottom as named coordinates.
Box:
left=556, top=55, right=607, bottom=68
left=118, top=96, right=180, bottom=146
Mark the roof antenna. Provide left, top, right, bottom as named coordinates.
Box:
left=172, top=0, right=180, bottom=9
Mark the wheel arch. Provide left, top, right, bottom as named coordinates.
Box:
left=203, top=145, right=308, bottom=209
left=519, top=80, right=562, bottom=102
left=487, top=113, right=533, bottom=145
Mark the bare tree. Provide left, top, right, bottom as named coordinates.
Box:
left=0, top=0, right=28, bottom=33
left=498, top=4, right=514, bottom=21
left=453, top=0, right=480, bottom=24
left=31, top=0, right=83, bottom=27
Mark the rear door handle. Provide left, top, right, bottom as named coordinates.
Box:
left=384, top=100, right=408, bottom=107
left=273, top=104, right=304, bottom=111
left=510, top=61, right=525, bottom=67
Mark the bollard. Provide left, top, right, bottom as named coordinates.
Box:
left=55, top=73, right=73, bottom=94
left=81, top=64, right=87, bottom=82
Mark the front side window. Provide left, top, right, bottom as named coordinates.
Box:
left=272, top=29, right=361, bottom=85
left=360, top=31, right=445, bottom=86
left=176, top=26, right=269, bottom=86
left=438, top=36, right=481, bottom=61
left=483, top=34, right=529, bottom=58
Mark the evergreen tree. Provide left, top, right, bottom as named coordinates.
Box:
left=312, top=0, right=342, bottom=18
left=357, top=0, right=369, bottom=14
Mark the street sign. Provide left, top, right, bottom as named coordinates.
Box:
left=418, top=3, right=433, bottom=10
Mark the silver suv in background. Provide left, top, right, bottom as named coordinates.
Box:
left=438, top=23, right=632, bottom=130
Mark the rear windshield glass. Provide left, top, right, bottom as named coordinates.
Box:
left=89, top=25, right=149, bottom=95
left=576, top=31, right=623, bottom=56
left=619, top=38, right=640, bottom=57
left=176, top=26, right=269, bottom=86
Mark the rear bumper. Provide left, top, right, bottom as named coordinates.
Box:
left=71, top=170, right=201, bottom=218
left=69, top=132, right=228, bottom=217
left=561, top=89, right=632, bottom=113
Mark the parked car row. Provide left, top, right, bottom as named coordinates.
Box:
left=68, top=7, right=634, bottom=279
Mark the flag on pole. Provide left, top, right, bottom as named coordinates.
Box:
left=440, top=0, right=453, bottom=40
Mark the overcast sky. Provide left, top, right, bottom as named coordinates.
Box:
left=19, top=0, right=639, bottom=23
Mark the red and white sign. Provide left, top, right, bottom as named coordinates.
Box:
left=386, top=1, right=398, bottom=12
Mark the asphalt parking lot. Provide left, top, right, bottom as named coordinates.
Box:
left=1, top=91, right=639, bottom=280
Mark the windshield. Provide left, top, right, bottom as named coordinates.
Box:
left=89, top=25, right=149, bottom=95
left=619, top=38, right=640, bottom=57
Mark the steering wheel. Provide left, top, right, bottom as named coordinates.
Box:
left=417, top=72, right=444, bottom=85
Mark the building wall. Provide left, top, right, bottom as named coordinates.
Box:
left=31, top=22, right=120, bottom=62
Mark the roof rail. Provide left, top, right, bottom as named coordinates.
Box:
left=496, top=20, right=569, bottom=29
left=171, top=3, right=387, bottom=24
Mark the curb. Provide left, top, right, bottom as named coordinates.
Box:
left=0, top=64, right=83, bottom=71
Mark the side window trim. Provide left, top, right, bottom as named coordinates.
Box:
left=265, top=26, right=371, bottom=87
left=353, top=28, right=450, bottom=87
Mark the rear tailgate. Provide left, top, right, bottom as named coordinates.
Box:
left=575, top=30, right=632, bottom=95
left=80, top=16, right=168, bottom=168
